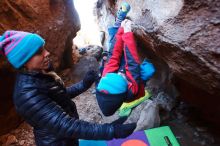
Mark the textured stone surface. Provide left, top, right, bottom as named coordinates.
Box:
left=0, top=0, right=80, bottom=69
left=69, top=56, right=100, bottom=83
left=96, top=0, right=220, bottom=126
left=0, top=60, right=22, bottom=136
left=0, top=0, right=80, bottom=135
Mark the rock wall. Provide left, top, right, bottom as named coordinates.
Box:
left=0, top=0, right=80, bottom=135
left=96, top=0, right=220, bottom=126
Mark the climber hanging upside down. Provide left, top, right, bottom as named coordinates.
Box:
left=96, top=2, right=156, bottom=116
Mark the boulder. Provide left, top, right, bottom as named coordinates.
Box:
left=0, top=0, right=80, bottom=135
left=96, top=0, right=220, bottom=127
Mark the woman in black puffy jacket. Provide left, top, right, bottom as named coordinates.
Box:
left=0, top=30, right=136, bottom=146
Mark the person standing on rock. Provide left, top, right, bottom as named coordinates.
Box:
left=96, top=2, right=155, bottom=116
left=0, top=30, right=136, bottom=145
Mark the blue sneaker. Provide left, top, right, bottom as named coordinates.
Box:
left=114, top=2, right=131, bottom=27
left=117, top=2, right=131, bottom=20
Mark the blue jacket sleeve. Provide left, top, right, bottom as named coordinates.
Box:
left=66, top=80, right=89, bottom=98
left=15, top=89, right=114, bottom=140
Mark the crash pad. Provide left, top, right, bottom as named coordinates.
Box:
left=79, top=126, right=180, bottom=146
left=145, top=126, right=180, bottom=146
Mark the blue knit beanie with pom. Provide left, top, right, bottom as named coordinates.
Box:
left=0, top=30, right=45, bottom=69
left=97, top=73, right=128, bottom=94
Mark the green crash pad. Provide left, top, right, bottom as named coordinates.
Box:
left=145, top=126, right=180, bottom=146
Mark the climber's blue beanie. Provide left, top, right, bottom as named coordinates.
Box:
left=0, top=30, right=45, bottom=69
left=97, top=73, right=127, bottom=94
left=96, top=73, right=128, bottom=116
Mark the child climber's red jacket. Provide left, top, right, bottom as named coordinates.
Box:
left=102, top=27, right=145, bottom=102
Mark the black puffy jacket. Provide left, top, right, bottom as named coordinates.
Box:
left=13, top=71, right=114, bottom=146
